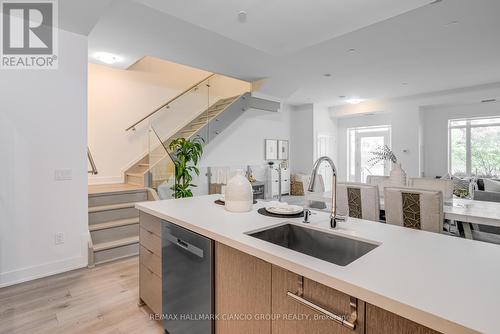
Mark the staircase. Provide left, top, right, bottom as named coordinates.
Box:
left=87, top=185, right=156, bottom=267
left=124, top=92, right=248, bottom=188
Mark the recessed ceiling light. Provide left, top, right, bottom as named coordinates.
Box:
left=93, top=52, right=122, bottom=65
left=238, top=11, right=247, bottom=23
left=323, top=73, right=332, bottom=77
left=445, top=20, right=459, bottom=27
left=339, top=95, right=346, bottom=99
left=346, top=98, right=365, bottom=105
left=348, top=48, right=356, bottom=53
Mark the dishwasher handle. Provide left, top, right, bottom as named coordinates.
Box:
left=164, top=232, right=204, bottom=258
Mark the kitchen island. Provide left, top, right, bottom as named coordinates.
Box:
left=136, top=195, right=500, bottom=334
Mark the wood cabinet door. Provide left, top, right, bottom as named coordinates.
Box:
left=366, top=304, right=441, bottom=334
left=271, top=265, right=365, bottom=334
left=215, top=242, right=272, bottom=334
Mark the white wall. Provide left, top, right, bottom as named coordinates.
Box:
left=200, top=106, right=290, bottom=167
left=289, top=104, right=314, bottom=174
left=0, top=30, right=88, bottom=287
left=88, top=58, right=210, bottom=184
left=422, top=101, right=500, bottom=177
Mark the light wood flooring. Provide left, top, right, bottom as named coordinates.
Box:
left=0, top=257, right=163, bottom=334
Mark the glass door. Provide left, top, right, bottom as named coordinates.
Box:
left=348, top=126, right=391, bottom=182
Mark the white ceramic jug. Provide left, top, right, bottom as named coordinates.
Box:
left=225, top=170, right=253, bottom=212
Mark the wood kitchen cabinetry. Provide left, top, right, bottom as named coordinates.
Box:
left=214, top=242, right=441, bottom=334
left=215, top=243, right=272, bottom=334
left=137, top=219, right=442, bottom=334
left=271, top=265, right=364, bottom=334
left=365, top=304, right=440, bottom=334
left=138, top=212, right=163, bottom=315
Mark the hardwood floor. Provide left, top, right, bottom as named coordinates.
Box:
left=0, top=257, right=163, bottom=334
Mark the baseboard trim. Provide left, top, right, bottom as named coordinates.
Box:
left=0, top=235, right=89, bottom=288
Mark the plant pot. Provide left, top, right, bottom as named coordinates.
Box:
left=389, top=162, right=407, bottom=186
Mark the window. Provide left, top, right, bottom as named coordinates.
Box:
left=449, top=117, right=500, bottom=177
left=347, top=125, right=392, bottom=182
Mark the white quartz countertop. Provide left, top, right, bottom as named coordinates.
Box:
left=136, top=195, right=500, bottom=334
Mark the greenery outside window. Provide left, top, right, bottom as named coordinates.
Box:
left=448, top=117, right=500, bottom=178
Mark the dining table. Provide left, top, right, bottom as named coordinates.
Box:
left=304, top=191, right=500, bottom=239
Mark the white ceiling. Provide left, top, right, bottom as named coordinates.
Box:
left=83, top=0, right=500, bottom=107
left=133, top=0, right=430, bottom=56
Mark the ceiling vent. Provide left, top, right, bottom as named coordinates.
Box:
left=481, top=99, right=497, bottom=103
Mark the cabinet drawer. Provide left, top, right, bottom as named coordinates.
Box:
left=272, top=266, right=364, bottom=334
left=140, top=245, right=162, bottom=277
left=140, top=264, right=162, bottom=314
left=140, top=227, right=161, bottom=255
left=140, top=211, right=161, bottom=237
left=366, top=304, right=440, bottom=334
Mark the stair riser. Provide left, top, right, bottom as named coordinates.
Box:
left=94, top=243, right=139, bottom=265
left=126, top=174, right=145, bottom=186
left=89, top=191, right=147, bottom=207
left=91, top=224, right=139, bottom=244
left=89, top=207, right=138, bottom=225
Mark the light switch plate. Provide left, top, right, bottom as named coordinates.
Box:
left=55, top=232, right=65, bottom=245
left=55, top=169, right=72, bottom=181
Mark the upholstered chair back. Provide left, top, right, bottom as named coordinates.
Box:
left=366, top=175, right=391, bottom=198
left=384, top=187, right=443, bottom=233
left=408, top=178, right=453, bottom=201
left=336, top=183, right=380, bottom=222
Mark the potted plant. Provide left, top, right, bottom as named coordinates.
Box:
left=168, top=137, right=204, bottom=198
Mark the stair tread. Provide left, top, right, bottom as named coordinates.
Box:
left=89, top=202, right=136, bottom=213
left=89, top=217, right=139, bottom=231
left=93, top=236, right=139, bottom=252
left=126, top=172, right=145, bottom=177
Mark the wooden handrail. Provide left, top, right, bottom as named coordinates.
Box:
left=125, top=73, right=215, bottom=131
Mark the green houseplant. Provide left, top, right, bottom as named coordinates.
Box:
left=168, top=137, right=204, bottom=198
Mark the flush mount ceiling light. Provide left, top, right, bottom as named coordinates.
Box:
left=346, top=98, right=365, bottom=105
left=93, top=52, right=122, bottom=65
left=323, top=73, right=332, bottom=77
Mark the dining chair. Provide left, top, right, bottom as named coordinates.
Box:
left=384, top=187, right=443, bottom=233
left=408, top=178, right=453, bottom=201
left=366, top=175, right=391, bottom=198
left=336, top=183, right=380, bottom=222
left=469, top=191, right=500, bottom=245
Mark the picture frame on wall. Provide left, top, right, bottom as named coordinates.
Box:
left=278, top=140, right=289, bottom=160
left=265, top=139, right=278, bottom=160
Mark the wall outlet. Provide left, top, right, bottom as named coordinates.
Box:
left=55, top=169, right=72, bottom=181
left=55, top=232, right=65, bottom=245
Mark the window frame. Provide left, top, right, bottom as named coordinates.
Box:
left=448, top=116, right=500, bottom=177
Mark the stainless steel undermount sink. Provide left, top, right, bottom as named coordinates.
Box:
left=247, top=223, right=379, bottom=266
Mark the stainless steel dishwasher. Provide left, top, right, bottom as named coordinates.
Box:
left=162, top=221, right=214, bottom=334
